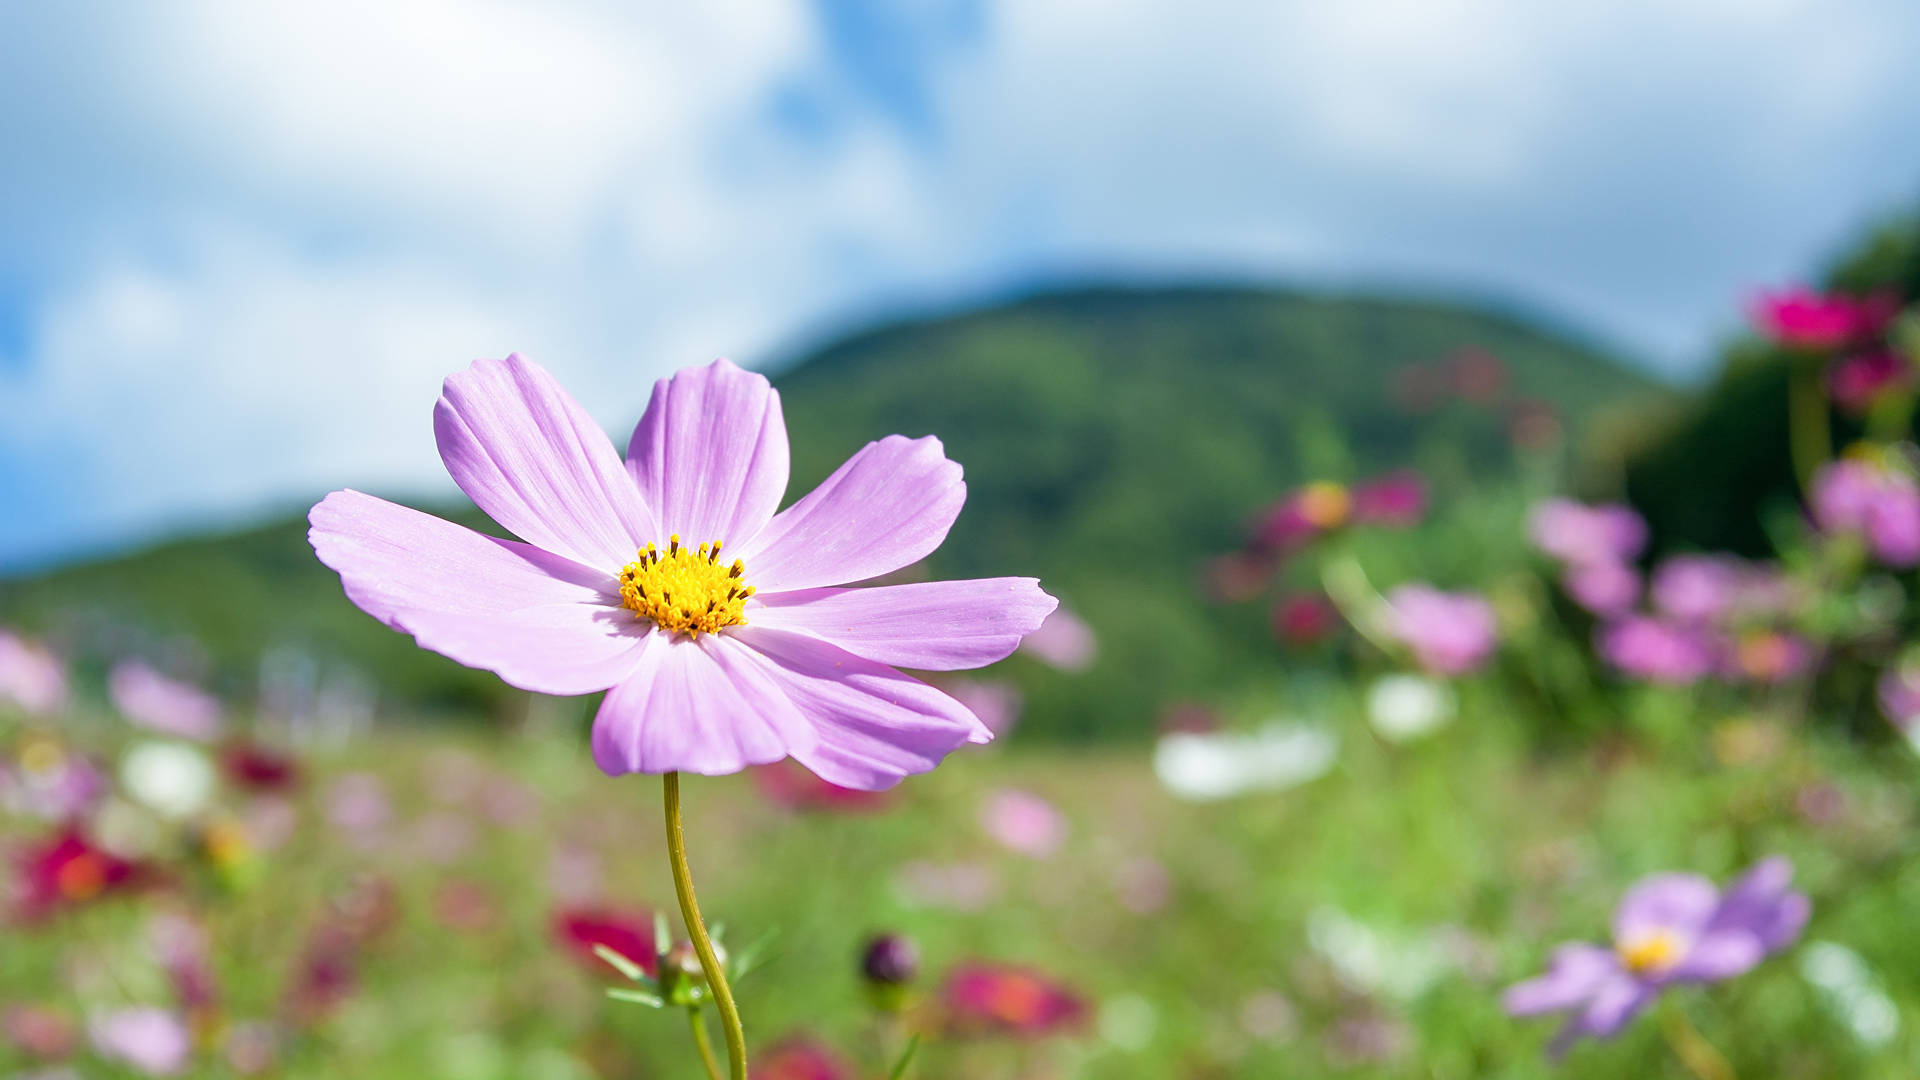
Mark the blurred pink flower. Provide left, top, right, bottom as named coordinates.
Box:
left=896, top=860, right=1001, bottom=911
left=552, top=906, right=659, bottom=977
left=1828, top=350, right=1913, bottom=414
left=150, top=912, right=218, bottom=1022
left=1528, top=499, right=1647, bottom=567
left=1448, top=348, right=1509, bottom=402
left=89, top=1008, right=191, bottom=1076
left=1562, top=561, right=1639, bottom=618
left=942, top=963, right=1087, bottom=1037
left=1811, top=457, right=1920, bottom=567
left=1597, top=616, right=1718, bottom=685
left=1650, top=555, right=1744, bottom=624
left=1383, top=585, right=1498, bottom=677
left=1350, top=471, right=1426, bottom=528
left=0, top=633, right=67, bottom=716
left=756, top=1036, right=856, bottom=1080
left=1726, top=631, right=1813, bottom=685
left=1877, top=662, right=1920, bottom=737
left=2, top=741, right=105, bottom=823
left=4, top=1003, right=77, bottom=1060
left=980, top=789, right=1066, bottom=858
left=943, top=677, right=1023, bottom=738
left=1019, top=605, right=1098, bottom=671
left=1272, top=593, right=1340, bottom=647
left=109, top=662, right=222, bottom=742
left=751, top=760, right=892, bottom=813
left=1114, top=856, right=1171, bottom=914
left=1751, top=288, right=1896, bottom=350
left=325, top=773, right=391, bottom=835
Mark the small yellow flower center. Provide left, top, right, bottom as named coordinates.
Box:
left=1298, top=481, right=1352, bottom=529
left=1617, top=931, right=1681, bottom=976
left=618, top=535, right=754, bottom=639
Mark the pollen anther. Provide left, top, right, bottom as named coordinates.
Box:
left=619, top=536, right=752, bottom=638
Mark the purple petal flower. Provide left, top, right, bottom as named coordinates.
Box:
left=1812, top=458, right=1920, bottom=568
left=1506, top=858, right=1808, bottom=1057
left=1596, top=616, right=1719, bottom=686
left=1561, top=561, right=1639, bottom=618
left=109, top=662, right=223, bottom=742
left=0, top=632, right=67, bottom=716
left=1527, top=499, right=1647, bottom=567
left=1382, top=585, right=1497, bottom=677
left=1649, top=555, right=1743, bottom=624
left=941, top=677, right=1023, bottom=738
left=89, top=1008, right=191, bottom=1076
left=979, top=789, right=1066, bottom=858
left=311, top=356, right=1056, bottom=790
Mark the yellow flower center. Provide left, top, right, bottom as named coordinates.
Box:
left=1617, top=931, right=1681, bottom=976
left=618, top=535, right=754, bottom=639
left=1298, top=482, right=1352, bottom=530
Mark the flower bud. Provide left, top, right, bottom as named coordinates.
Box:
left=860, top=933, right=918, bottom=1013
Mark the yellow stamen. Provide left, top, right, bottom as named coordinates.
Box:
left=1298, top=481, right=1352, bottom=530
left=1617, top=931, right=1681, bottom=975
left=618, top=535, right=753, bottom=639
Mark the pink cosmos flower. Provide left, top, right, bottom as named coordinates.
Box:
left=750, top=760, right=890, bottom=813
left=1811, top=457, right=1920, bottom=567
left=942, top=963, right=1087, bottom=1037
left=1019, top=605, right=1097, bottom=671
left=1382, top=585, right=1497, bottom=677
left=109, top=662, right=223, bottom=742
left=310, top=357, right=1055, bottom=789
left=0, top=632, right=67, bottom=716
left=90, top=1007, right=192, bottom=1076
left=1828, top=350, right=1912, bottom=414
left=1751, top=288, right=1896, bottom=350
left=1527, top=499, right=1647, bottom=568
left=1596, top=616, right=1719, bottom=686
left=941, top=677, right=1023, bottom=738
left=1561, top=561, right=1639, bottom=618
left=1649, top=555, right=1744, bottom=624
left=980, top=789, right=1066, bottom=858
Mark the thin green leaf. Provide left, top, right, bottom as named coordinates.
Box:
left=886, top=1033, right=923, bottom=1080
left=605, top=987, right=665, bottom=1008
left=593, top=944, right=648, bottom=984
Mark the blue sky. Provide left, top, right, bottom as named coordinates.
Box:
left=2, top=1, right=1919, bottom=570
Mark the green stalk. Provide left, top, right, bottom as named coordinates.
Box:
left=664, top=773, right=748, bottom=1079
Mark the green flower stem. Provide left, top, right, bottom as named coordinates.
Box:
left=1788, top=360, right=1832, bottom=495
left=664, top=772, right=748, bottom=1080
left=1660, top=1007, right=1735, bottom=1080
left=687, top=1008, right=725, bottom=1080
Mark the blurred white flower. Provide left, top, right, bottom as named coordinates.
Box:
left=1366, top=674, right=1455, bottom=743
left=118, top=742, right=215, bottom=820
left=1800, top=941, right=1898, bottom=1048
left=1153, top=722, right=1337, bottom=801
left=1306, top=907, right=1452, bottom=1001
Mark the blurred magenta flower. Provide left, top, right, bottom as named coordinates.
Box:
left=1350, top=471, right=1427, bottom=527
left=1811, top=456, right=1920, bottom=567
left=942, top=963, right=1086, bottom=1037
left=1272, top=593, right=1340, bottom=647
left=1383, top=585, right=1497, bottom=677
left=1527, top=499, right=1647, bottom=568
left=3, top=1003, right=77, bottom=1060
left=1019, top=605, right=1097, bottom=671
left=1828, top=350, right=1913, bottom=414
left=552, top=906, right=660, bottom=977
left=89, top=1008, right=191, bottom=1076
left=980, top=789, right=1066, bottom=858
left=1562, top=561, right=1639, bottom=618
left=10, top=828, right=143, bottom=921
left=1649, top=554, right=1744, bottom=624
left=1750, top=288, right=1895, bottom=350
left=284, top=925, right=360, bottom=1027
left=0, top=632, right=67, bottom=716
left=750, top=760, right=891, bottom=813
left=109, top=662, right=223, bottom=742
left=756, top=1036, right=855, bottom=1080
left=1596, top=616, right=1718, bottom=685
left=941, top=677, right=1023, bottom=738
left=310, top=356, right=1055, bottom=790
left=1505, top=858, right=1808, bottom=1058
left=1251, top=481, right=1351, bottom=554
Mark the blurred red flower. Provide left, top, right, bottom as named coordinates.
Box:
left=10, top=829, right=142, bottom=921
left=552, top=906, right=659, bottom=977
left=220, top=742, right=301, bottom=792
left=1272, top=593, right=1339, bottom=648
left=756, top=1036, right=856, bottom=1080
left=752, top=761, right=890, bottom=814
left=941, top=962, right=1086, bottom=1037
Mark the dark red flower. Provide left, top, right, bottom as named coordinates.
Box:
left=220, top=742, right=301, bottom=792
left=1350, top=471, right=1426, bottom=528
left=10, top=829, right=141, bottom=921
left=284, top=924, right=359, bottom=1027
left=552, top=906, right=659, bottom=977
left=756, top=1036, right=855, bottom=1080
left=1272, top=594, right=1339, bottom=648
left=752, top=762, right=889, bottom=813
left=941, top=962, right=1086, bottom=1037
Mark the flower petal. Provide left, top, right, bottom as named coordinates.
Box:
left=626, top=358, right=789, bottom=547
left=1614, top=873, right=1719, bottom=944
left=733, top=435, right=965, bottom=592
left=730, top=625, right=985, bottom=790
left=310, top=490, right=647, bottom=694
left=1674, top=930, right=1766, bottom=982
left=748, top=578, right=1056, bottom=671
left=435, top=354, right=654, bottom=569
left=1549, top=973, right=1650, bottom=1059
left=590, top=635, right=813, bottom=778
left=1503, top=944, right=1618, bottom=1017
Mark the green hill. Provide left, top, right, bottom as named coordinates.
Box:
left=0, top=285, right=1663, bottom=740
